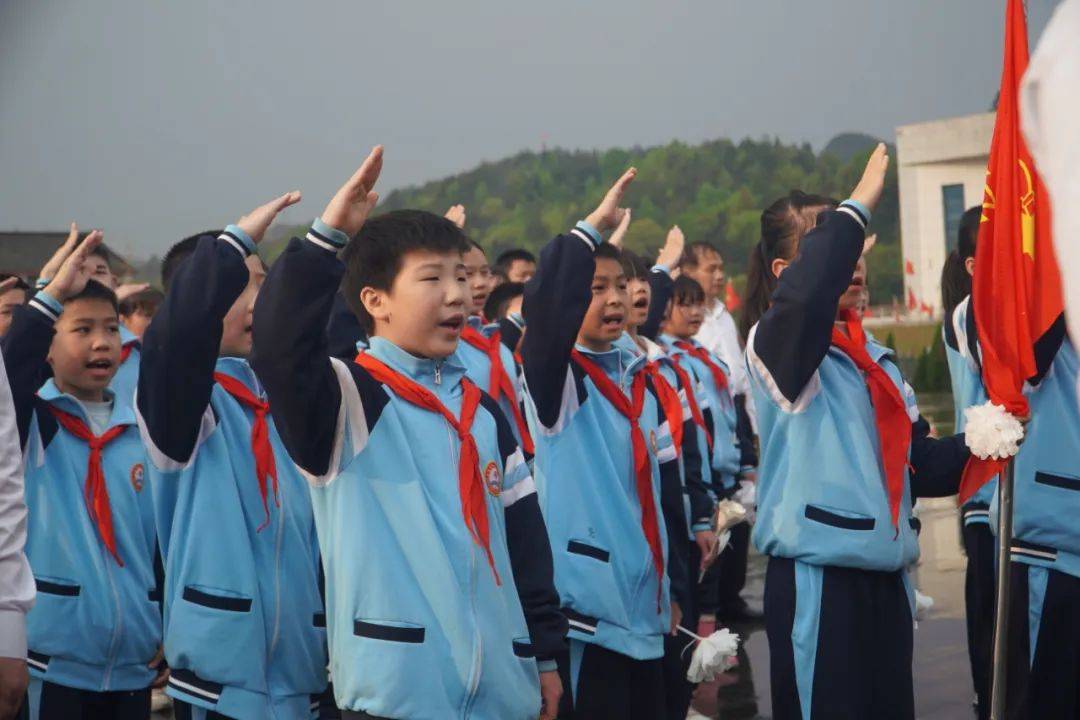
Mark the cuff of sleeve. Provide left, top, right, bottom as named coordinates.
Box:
left=35, top=278, right=48, bottom=290
left=652, top=264, right=672, bottom=277
left=537, top=659, right=558, bottom=673
left=507, top=312, right=525, bottom=330
left=309, top=218, right=350, bottom=250
left=573, top=220, right=603, bottom=250
left=221, top=225, right=256, bottom=256
left=691, top=521, right=712, bottom=533
left=739, top=465, right=756, bottom=476
left=0, top=610, right=27, bottom=659
left=30, top=290, right=63, bottom=322
left=838, top=199, right=871, bottom=229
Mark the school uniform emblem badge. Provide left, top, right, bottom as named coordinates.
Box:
left=484, top=461, right=502, bottom=496
left=130, top=463, right=145, bottom=492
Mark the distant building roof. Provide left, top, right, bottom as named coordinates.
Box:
left=0, top=232, right=134, bottom=279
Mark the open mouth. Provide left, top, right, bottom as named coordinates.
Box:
left=601, top=313, right=625, bottom=330
left=632, top=298, right=649, bottom=309
left=438, top=314, right=465, bottom=332
left=85, top=359, right=113, bottom=372
left=848, top=276, right=866, bottom=290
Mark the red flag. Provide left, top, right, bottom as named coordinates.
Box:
left=960, top=0, right=1064, bottom=502
left=724, top=280, right=742, bottom=311
left=905, top=260, right=915, bottom=275
left=920, top=301, right=933, bottom=316
left=907, top=288, right=917, bottom=311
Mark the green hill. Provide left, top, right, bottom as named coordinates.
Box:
left=280, top=135, right=903, bottom=305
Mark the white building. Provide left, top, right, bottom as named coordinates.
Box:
left=896, top=112, right=994, bottom=317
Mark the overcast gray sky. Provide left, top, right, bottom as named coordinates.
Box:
left=0, top=0, right=1061, bottom=257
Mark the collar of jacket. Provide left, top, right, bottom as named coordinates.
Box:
left=367, top=336, right=468, bottom=391
left=574, top=341, right=647, bottom=387
left=38, top=381, right=134, bottom=430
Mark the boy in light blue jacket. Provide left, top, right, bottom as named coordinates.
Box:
left=251, top=147, right=567, bottom=720
left=2, top=234, right=164, bottom=720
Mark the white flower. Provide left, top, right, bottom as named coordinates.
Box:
left=714, top=499, right=747, bottom=532
left=963, top=402, right=1025, bottom=460
left=686, top=627, right=740, bottom=683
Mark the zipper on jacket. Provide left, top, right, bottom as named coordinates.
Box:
left=101, top=545, right=124, bottom=690
left=435, top=361, right=443, bottom=385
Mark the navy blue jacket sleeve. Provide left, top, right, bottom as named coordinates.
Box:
left=521, top=227, right=598, bottom=428
left=1, top=301, right=57, bottom=449
left=640, top=268, right=673, bottom=341
left=138, top=233, right=250, bottom=464
left=734, top=394, right=758, bottom=469
left=326, top=291, right=366, bottom=361
left=497, top=315, right=523, bottom=354
left=681, top=416, right=715, bottom=531
left=479, top=393, right=567, bottom=663
left=651, top=381, right=690, bottom=610
left=751, top=207, right=867, bottom=404
left=909, top=416, right=969, bottom=498
left=251, top=233, right=344, bottom=477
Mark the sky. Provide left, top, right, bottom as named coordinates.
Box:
left=0, top=0, right=1062, bottom=257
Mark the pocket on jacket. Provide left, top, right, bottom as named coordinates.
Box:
left=353, top=619, right=426, bottom=644
left=804, top=504, right=875, bottom=531
left=182, top=585, right=252, bottom=612
left=1035, top=471, right=1080, bottom=492
left=566, top=539, right=610, bottom=563
left=35, top=576, right=81, bottom=597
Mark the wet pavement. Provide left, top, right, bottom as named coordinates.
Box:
left=690, top=501, right=975, bottom=720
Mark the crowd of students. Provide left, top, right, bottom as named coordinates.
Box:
left=0, top=140, right=1073, bottom=720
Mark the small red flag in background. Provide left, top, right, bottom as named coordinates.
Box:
left=907, top=288, right=918, bottom=311
left=724, top=280, right=742, bottom=312
left=960, top=0, right=1064, bottom=503
left=905, top=260, right=915, bottom=275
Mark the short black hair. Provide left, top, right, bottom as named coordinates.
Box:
left=594, top=243, right=622, bottom=263
left=86, top=241, right=117, bottom=269
left=484, top=282, right=524, bottom=321
left=161, top=230, right=223, bottom=291
left=0, top=273, right=30, bottom=293
left=493, top=248, right=536, bottom=277
left=467, top=239, right=487, bottom=256
left=341, top=210, right=469, bottom=334
left=66, top=279, right=119, bottom=314
left=678, top=241, right=720, bottom=270
left=119, top=287, right=164, bottom=318
left=619, top=250, right=651, bottom=281
left=672, top=275, right=706, bottom=306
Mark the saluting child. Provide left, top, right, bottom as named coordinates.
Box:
left=521, top=169, right=691, bottom=719
left=137, top=195, right=329, bottom=719
left=251, top=146, right=567, bottom=720
left=741, top=145, right=968, bottom=719
left=2, top=235, right=164, bottom=720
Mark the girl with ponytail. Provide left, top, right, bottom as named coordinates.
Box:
left=743, top=145, right=969, bottom=719
left=939, top=204, right=993, bottom=718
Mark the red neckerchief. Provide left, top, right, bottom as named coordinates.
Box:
left=674, top=340, right=729, bottom=397
left=643, top=362, right=684, bottom=458
left=355, top=352, right=501, bottom=585
left=570, top=349, right=664, bottom=611
left=48, top=406, right=128, bottom=565
left=119, top=341, right=137, bottom=364
left=214, top=373, right=279, bottom=532
left=460, top=326, right=534, bottom=455
left=668, top=355, right=713, bottom=451
left=830, top=310, right=912, bottom=533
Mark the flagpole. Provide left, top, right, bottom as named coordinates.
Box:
left=989, top=459, right=1015, bottom=720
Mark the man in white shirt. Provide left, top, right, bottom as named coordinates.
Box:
left=0, top=323, right=33, bottom=720
left=681, top=242, right=762, bottom=624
